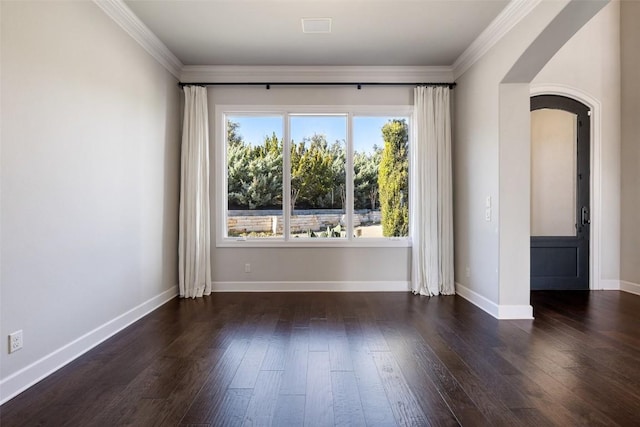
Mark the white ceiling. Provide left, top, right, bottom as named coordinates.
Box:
left=124, top=0, right=510, bottom=67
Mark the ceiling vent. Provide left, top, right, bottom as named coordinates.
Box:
left=301, top=18, right=332, bottom=34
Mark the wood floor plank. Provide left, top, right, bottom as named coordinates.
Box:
left=372, top=351, right=429, bottom=427
left=279, top=327, right=309, bottom=396
left=379, top=321, right=467, bottom=426
left=242, top=370, right=283, bottom=427
left=494, top=345, right=616, bottom=426
left=429, top=319, right=534, bottom=411
left=163, top=303, right=235, bottom=358
left=272, top=394, right=305, bottom=426
left=395, top=327, right=489, bottom=426
left=410, top=309, right=528, bottom=426
left=209, top=389, right=253, bottom=426
left=179, top=338, right=251, bottom=424
left=344, top=319, right=397, bottom=427
left=329, top=336, right=353, bottom=372
left=229, top=312, right=280, bottom=389
left=357, top=311, right=390, bottom=352
left=0, top=359, right=124, bottom=426
left=304, top=351, right=334, bottom=427
left=157, top=355, right=225, bottom=427
left=2, top=291, right=640, bottom=427
left=112, top=397, right=169, bottom=426
left=260, top=318, right=291, bottom=371
left=293, top=298, right=311, bottom=327
left=331, top=370, right=366, bottom=427
left=309, top=318, right=329, bottom=352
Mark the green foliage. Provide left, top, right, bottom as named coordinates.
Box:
left=290, top=135, right=339, bottom=210
left=226, top=119, right=397, bottom=216
left=227, top=120, right=243, bottom=147
left=227, top=120, right=283, bottom=209
left=329, top=142, right=347, bottom=210
left=354, top=145, right=382, bottom=210
left=306, top=223, right=344, bottom=238
left=378, top=119, right=409, bottom=237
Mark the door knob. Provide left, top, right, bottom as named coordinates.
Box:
left=581, top=206, right=590, bottom=225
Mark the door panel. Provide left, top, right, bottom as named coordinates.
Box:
left=530, top=238, right=589, bottom=289
left=530, top=95, right=590, bottom=290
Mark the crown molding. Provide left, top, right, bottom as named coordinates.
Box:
left=452, top=0, right=542, bottom=80
left=94, top=0, right=537, bottom=84
left=93, top=0, right=183, bottom=78
left=180, top=65, right=454, bottom=84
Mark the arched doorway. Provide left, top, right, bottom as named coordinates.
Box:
left=530, top=95, right=591, bottom=290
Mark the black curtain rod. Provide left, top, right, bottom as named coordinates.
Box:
left=177, top=82, right=455, bottom=90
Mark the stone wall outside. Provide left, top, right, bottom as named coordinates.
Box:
left=227, top=210, right=381, bottom=235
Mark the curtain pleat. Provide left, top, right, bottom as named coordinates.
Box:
left=178, top=86, right=212, bottom=298
left=412, top=86, right=455, bottom=296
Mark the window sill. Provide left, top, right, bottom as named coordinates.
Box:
left=216, top=238, right=411, bottom=248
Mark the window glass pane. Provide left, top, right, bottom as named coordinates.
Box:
left=353, top=117, right=409, bottom=238
left=531, top=109, right=577, bottom=237
left=290, top=115, right=347, bottom=239
left=226, top=115, right=283, bottom=238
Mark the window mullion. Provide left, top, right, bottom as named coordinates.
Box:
left=346, top=113, right=354, bottom=240
left=283, top=113, right=291, bottom=241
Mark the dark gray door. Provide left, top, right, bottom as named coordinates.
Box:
left=530, top=95, right=590, bottom=290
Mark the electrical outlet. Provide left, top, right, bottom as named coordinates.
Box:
left=244, top=263, right=251, bottom=273
left=9, top=330, right=23, bottom=354
left=465, top=267, right=471, bottom=278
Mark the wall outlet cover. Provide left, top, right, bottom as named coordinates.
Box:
left=9, top=331, right=23, bottom=354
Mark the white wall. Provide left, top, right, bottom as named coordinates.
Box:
left=454, top=1, right=569, bottom=307
left=208, top=86, right=411, bottom=287
left=532, top=0, right=621, bottom=288
left=620, top=1, right=640, bottom=288
left=453, top=0, right=608, bottom=317
left=0, top=1, right=181, bottom=401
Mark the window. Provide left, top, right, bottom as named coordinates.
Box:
left=289, top=115, right=347, bottom=239
left=218, top=106, right=411, bottom=246
left=353, top=116, right=409, bottom=239
left=226, top=115, right=284, bottom=238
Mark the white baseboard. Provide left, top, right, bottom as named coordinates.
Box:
left=211, top=281, right=411, bottom=292
left=455, top=283, right=534, bottom=320
left=0, top=287, right=178, bottom=405
left=496, top=304, right=534, bottom=319
left=597, top=279, right=620, bottom=290
left=621, top=280, right=640, bottom=296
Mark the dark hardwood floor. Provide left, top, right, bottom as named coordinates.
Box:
left=1, top=291, right=639, bottom=426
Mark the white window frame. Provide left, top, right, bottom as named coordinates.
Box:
left=215, top=105, right=413, bottom=248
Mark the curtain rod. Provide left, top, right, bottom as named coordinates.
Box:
left=177, top=82, right=456, bottom=90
